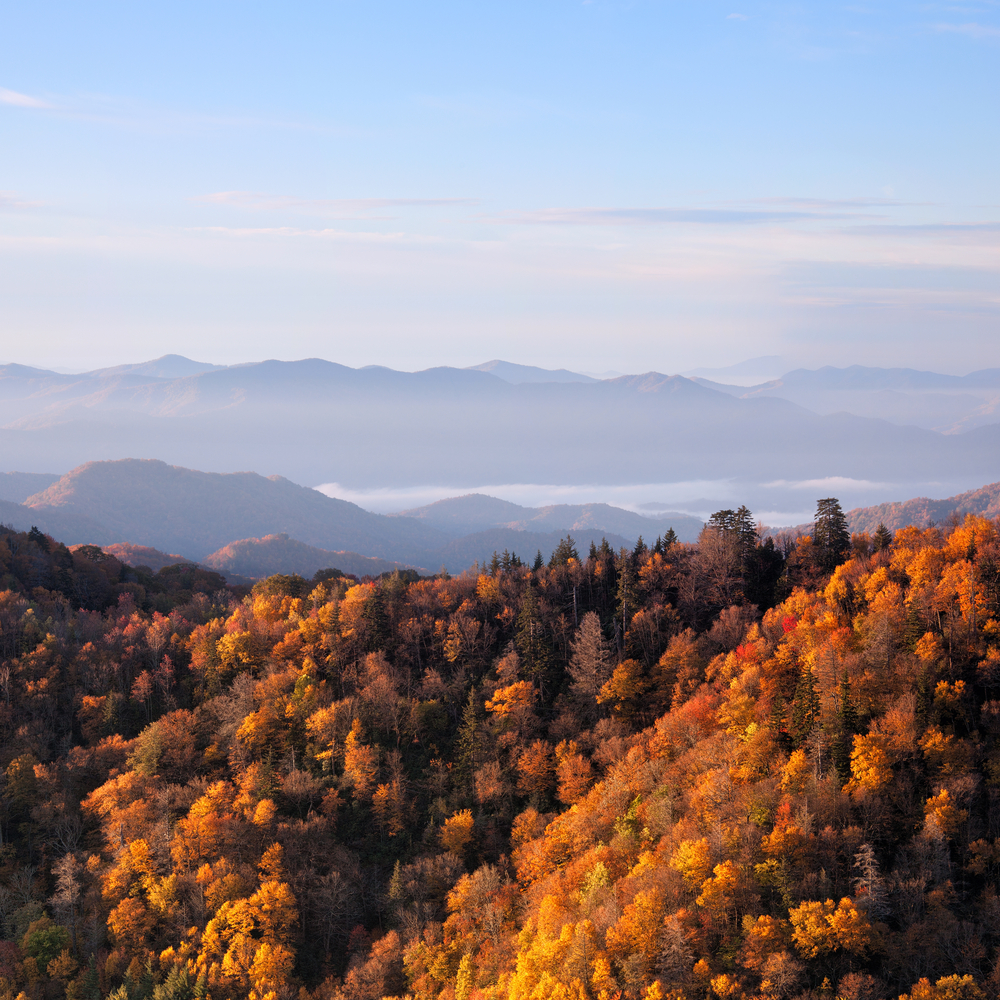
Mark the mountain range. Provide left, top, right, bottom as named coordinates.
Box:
left=1, top=357, right=998, bottom=519
left=694, top=364, right=1000, bottom=434
left=1, top=457, right=996, bottom=582
left=3, top=460, right=646, bottom=575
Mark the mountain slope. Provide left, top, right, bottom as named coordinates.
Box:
left=847, top=480, right=1000, bottom=534
left=24, top=459, right=450, bottom=561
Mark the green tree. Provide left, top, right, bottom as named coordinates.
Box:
left=873, top=522, right=893, bottom=552
left=832, top=672, right=859, bottom=784
left=814, top=498, right=851, bottom=570
left=549, top=536, right=579, bottom=568
left=789, top=664, right=820, bottom=749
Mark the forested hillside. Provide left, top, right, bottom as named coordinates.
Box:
left=0, top=504, right=997, bottom=1000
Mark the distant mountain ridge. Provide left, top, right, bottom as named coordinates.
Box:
left=693, top=364, right=1000, bottom=433
left=395, top=493, right=704, bottom=542
left=11, top=459, right=656, bottom=573
left=2, top=357, right=997, bottom=510
left=0, top=471, right=60, bottom=503
left=465, top=360, right=597, bottom=384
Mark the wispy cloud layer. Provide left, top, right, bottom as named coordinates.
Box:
left=0, top=87, right=51, bottom=109
left=491, top=203, right=890, bottom=226
left=933, top=21, right=1000, bottom=39
left=494, top=207, right=817, bottom=226
left=0, top=191, right=43, bottom=212
left=197, top=191, right=477, bottom=218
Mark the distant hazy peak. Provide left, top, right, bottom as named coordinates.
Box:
left=0, top=362, right=63, bottom=377
left=682, top=355, right=786, bottom=383
left=398, top=493, right=531, bottom=519
left=466, top=360, right=598, bottom=384
left=88, top=354, right=228, bottom=379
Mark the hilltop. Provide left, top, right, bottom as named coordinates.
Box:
left=201, top=533, right=417, bottom=580
left=395, top=493, right=704, bottom=542
left=847, top=479, right=1000, bottom=534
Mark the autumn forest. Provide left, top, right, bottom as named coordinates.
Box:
left=0, top=501, right=997, bottom=1000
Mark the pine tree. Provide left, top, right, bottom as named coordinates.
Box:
left=532, top=549, right=544, bottom=572
left=517, top=585, right=551, bottom=686
left=632, top=535, right=648, bottom=563
left=361, top=586, right=391, bottom=652
left=616, top=550, right=634, bottom=656
left=81, top=954, right=101, bottom=1000
left=814, top=498, right=851, bottom=570
left=454, top=693, right=481, bottom=788
left=790, top=664, right=820, bottom=748
left=832, top=672, right=858, bottom=784
left=549, top=535, right=579, bottom=568
left=873, top=522, right=893, bottom=552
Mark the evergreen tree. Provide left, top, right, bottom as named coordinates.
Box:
left=734, top=505, right=758, bottom=572
left=832, top=672, right=858, bottom=784
left=615, top=549, right=634, bottom=656
left=814, top=497, right=851, bottom=570
left=708, top=509, right=737, bottom=533
left=873, top=522, right=893, bottom=552
left=632, top=535, right=648, bottom=563
left=790, top=664, right=820, bottom=748
left=532, top=549, right=544, bottom=572
left=663, top=527, right=678, bottom=546
left=454, top=693, right=481, bottom=787
left=81, top=954, right=101, bottom=1000
left=517, top=584, right=551, bottom=684
left=549, top=535, right=579, bottom=568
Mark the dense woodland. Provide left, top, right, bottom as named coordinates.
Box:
left=0, top=502, right=998, bottom=1000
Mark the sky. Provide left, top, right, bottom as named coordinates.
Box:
left=1, top=0, right=999, bottom=376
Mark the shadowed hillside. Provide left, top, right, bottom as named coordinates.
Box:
left=201, top=533, right=418, bottom=579
left=96, top=542, right=193, bottom=572
left=23, top=458, right=450, bottom=561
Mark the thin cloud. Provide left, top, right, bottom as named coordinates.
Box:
left=184, top=225, right=413, bottom=244
left=764, top=477, right=889, bottom=491
left=933, top=21, right=1000, bottom=38
left=0, top=87, right=51, bottom=109
left=491, top=206, right=861, bottom=227
left=751, top=196, right=913, bottom=210
left=853, top=221, right=1000, bottom=236
left=196, top=191, right=477, bottom=218
left=726, top=13, right=749, bottom=20
left=0, top=191, right=44, bottom=212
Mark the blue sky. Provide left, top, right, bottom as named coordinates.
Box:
left=1, top=0, right=998, bottom=374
